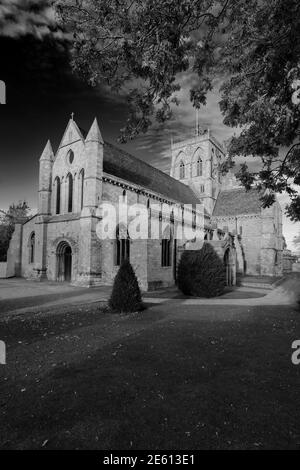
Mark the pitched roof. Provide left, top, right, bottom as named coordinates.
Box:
left=59, top=120, right=199, bottom=204
left=103, top=142, right=199, bottom=204
left=213, top=188, right=262, bottom=217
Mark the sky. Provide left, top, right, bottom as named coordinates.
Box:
left=0, top=0, right=299, bottom=250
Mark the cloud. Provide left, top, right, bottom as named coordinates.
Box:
left=0, top=0, right=65, bottom=40
left=126, top=71, right=235, bottom=174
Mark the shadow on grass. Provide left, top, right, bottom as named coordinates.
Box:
left=1, top=303, right=299, bottom=450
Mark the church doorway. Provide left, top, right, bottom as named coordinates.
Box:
left=224, top=248, right=234, bottom=286
left=57, top=241, right=72, bottom=282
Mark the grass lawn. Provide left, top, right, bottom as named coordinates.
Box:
left=0, top=300, right=299, bottom=450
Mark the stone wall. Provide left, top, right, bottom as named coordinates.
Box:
left=283, top=250, right=298, bottom=273
left=46, top=215, right=81, bottom=282
left=260, top=200, right=283, bottom=276
left=20, top=216, right=38, bottom=279
left=0, top=262, right=7, bottom=278
left=6, top=223, right=23, bottom=277
left=212, top=214, right=262, bottom=275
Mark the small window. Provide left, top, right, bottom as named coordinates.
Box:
left=192, top=211, right=196, bottom=230
left=55, top=176, right=61, bottom=215
left=179, top=161, right=185, bottom=179
left=200, top=184, right=205, bottom=193
left=29, top=232, right=35, bottom=264
left=67, top=173, right=73, bottom=213
left=197, top=159, right=203, bottom=176
left=79, top=169, right=85, bottom=210
left=67, top=149, right=74, bottom=164
left=161, top=227, right=172, bottom=267
left=170, top=209, right=174, bottom=225
left=115, top=225, right=130, bottom=266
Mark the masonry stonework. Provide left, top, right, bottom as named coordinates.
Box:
left=7, top=117, right=288, bottom=291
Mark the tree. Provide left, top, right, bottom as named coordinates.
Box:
left=217, top=0, right=300, bottom=220
left=109, top=258, right=143, bottom=313
left=55, top=0, right=300, bottom=219
left=0, top=202, right=30, bottom=261
left=177, top=243, right=226, bottom=298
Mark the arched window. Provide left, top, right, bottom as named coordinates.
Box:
left=192, top=211, right=196, bottom=230
left=122, top=189, right=126, bottom=202
left=67, top=149, right=74, bottom=164
left=197, top=158, right=203, bottom=176
left=55, top=176, right=61, bottom=215
left=179, top=161, right=185, bottom=179
left=79, top=169, right=84, bottom=210
left=67, top=173, right=73, bottom=213
left=170, top=209, right=174, bottom=225
left=161, top=226, right=172, bottom=267
left=115, top=224, right=130, bottom=266
left=29, top=232, right=35, bottom=264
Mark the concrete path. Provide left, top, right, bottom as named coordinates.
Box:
left=0, top=279, right=88, bottom=300
left=146, top=275, right=300, bottom=306
left=0, top=279, right=110, bottom=315
left=0, top=274, right=298, bottom=317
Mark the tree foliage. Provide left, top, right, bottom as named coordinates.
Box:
left=55, top=0, right=228, bottom=136
left=55, top=0, right=300, bottom=219
left=0, top=202, right=30, bottom=262
left=109, top=258, right=143, bottom=313
left=177, top=243, right=226, bottom=298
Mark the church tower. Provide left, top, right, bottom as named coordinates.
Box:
left=83, top=117, right=104, bottom=210
left=78, top=118, right=104, bottom=286
left=35, top=140, right=54, bottom=280
left=38, top=140, right=54, bottom=215
left=170, top=128, right=225, bottom=214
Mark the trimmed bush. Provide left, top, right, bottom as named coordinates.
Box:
left=109, top=259, right=143, bottom=313
left=177, top=243, right=226, bottom=298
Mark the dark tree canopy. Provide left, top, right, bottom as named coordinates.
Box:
left=0, top=202, right=30, bottom=262
left=55, top=0, right=300, bottom=219
left=177, top=243, right=226, bottom=298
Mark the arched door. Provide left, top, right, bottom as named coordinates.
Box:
left=224, top=248, right=233, bottom=286
left=57, top=241, right=72, bottom=282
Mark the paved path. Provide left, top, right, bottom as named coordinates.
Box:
left=0, top=274, right=299, bottom=317
left=146, top=276, right=300, bottom=306
left=0, top=279, right=110, bottom=315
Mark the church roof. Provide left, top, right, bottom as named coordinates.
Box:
left=103, top=141, right=199, bottom=205
left=213, top=188, right=262, bottom=217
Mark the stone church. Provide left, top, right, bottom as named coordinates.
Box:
left=6, top=116, right=285, bottom=290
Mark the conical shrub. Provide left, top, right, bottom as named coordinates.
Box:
left=109, top=259, right=143, bottom=313
left=177, top=243, right=226, bottom=298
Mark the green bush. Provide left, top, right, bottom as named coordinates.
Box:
left=109, top=259, right=143, bottom=313
left=177, top=243, right=226, bottom=298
